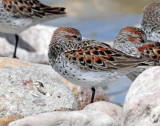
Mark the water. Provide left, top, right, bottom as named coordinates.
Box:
left=43, top=0, right=158, bottom=104
left=48, top=14, right=141, bottom=41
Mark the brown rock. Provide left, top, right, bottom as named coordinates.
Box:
left=61, top=78, right=109, bottom=110
left=0, top=57, right=30, bottom=68
left=0, top=114, right=23, bottom=126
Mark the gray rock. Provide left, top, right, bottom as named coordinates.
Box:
left=122, top=66, right=160, bottom=126
left=0, top=59, right=77, bottom=118
left=83, top=101, right=122, bottom=124
left=9, top=111, right=119, bottom=126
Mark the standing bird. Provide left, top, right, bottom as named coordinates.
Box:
left=48, top=27, right=153, bottom=103
left=0, top=0, right=66, bottom=58
left=114, top=26, right=160, bottom=80
left=141, top=2, right=160, bottom=41
left=114, top=26, right=160, bottom=65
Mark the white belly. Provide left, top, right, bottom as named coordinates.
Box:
left=53, top=58, right=133, bottom=88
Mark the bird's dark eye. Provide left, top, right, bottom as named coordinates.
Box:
left=73, top=35, right=77, bottom=38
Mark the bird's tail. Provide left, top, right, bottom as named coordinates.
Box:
left=43, top=7, right=66, bottom=15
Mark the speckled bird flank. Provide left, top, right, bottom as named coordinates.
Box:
left=48, top=27, right=152, bottom=88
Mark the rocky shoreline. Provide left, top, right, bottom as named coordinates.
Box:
left=0, top=57, right=159, bottom=126
left=1, top=25, right=160, bottom=126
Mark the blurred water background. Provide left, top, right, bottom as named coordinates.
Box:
left=40, top=0, right=158, bottom=104
left=42, top=0, right=157, bottom=41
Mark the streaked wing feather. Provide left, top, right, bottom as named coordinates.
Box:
left=65, top=40, right=148, bottom=71
left=2, top=0, right=66, bottom=18
left=137, top=42, right=160, bottom=64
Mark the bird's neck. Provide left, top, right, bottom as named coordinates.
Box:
left=48, top=39, right=78, bottom=65
left=114, top=38, right=143, bottom=58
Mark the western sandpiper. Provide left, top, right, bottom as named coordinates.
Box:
left=48, top=27, right=152, bottom=103
left=0, top=0, right=66, bottom=58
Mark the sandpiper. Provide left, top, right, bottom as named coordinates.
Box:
left=114, top=26, right=160, bottom=65
left=48, top=27, right=152, bottom=103
left=114, top=26, right=160, bottom=80
left=0, top=0, right=66, bottom=58
left=141, top=2, right=160, bottom=41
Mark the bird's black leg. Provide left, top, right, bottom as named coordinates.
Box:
left=13, top=34, right=19, bottom=58
left=91, top=87, right=95, bottom=103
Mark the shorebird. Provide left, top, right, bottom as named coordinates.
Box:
left=48, top=27, right=152, bottom=103
left=114, top=26, right=160, bottom=80
left=0, top=0, right=66, bottom=58
left=114, top=26, right=160, bottom=65
left=141, top=2, right=160, bottom=41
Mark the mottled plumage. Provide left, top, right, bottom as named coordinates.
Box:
left=141, top=2, right=160, bottom=41
left=0, top=0, right=66, bottom=57
left=114, top=26, right=160, bottom=80
left=2, top=0, right=65, bottom=18
left=48, top=27, right=152, bottom=103
left=137, top=42, right=160, bottom=65
left=114, top=26, right=147, bottom=58
left=114, top=26, right=160, bottom=64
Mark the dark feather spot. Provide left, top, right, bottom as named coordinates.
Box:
left=99, top=51, right=105, bottom=55
left=79, top=57, right=85, bottom=65
left=30, top=2, right=34, bottom=5
left=92, top=51, right=99, bottom=55
left=105, top=50, right=112, bottom=54
left=96, top=59, right=102, bottom=64
left=86, top=59, right=91, bottom=64
left=72, top=57, right=76, bottom=61
left=70, top=50, right=76, bottom=53
left=157, top=50, right=160, bottom=54
left=113, top=54, right=122, bottom=56
left=85, top=51, right=90, bottom=55
left=152, top=55, right=157, bottom=59
left=72, top=35, right=77, bottom=38
left=19, top=7, right=23, bottom=11
left=145, top=50, right=149, bottom=54
left=94, top=47, right=98, bottom=50
left=19, top=0, right=23, bottom=3
left=8, top=5, right=12, bottom=9
left=79, top=52, right=83, bottom=55
left=108, top=57, right=115, bottom=61
left=79, top=57, right=83, bottom=62
left=89, top=64, right=93, bottom=69
left=28, top=8, right=32, bottom=13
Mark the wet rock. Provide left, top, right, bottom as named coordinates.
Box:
left=61, top=78, right=109, bottom=109
left=122, top=66, right=160, bottom=126
left=83, top=101, right=122, bottom=124
left=9, top=111, right=119, bottom=126
left=0, top=57, right=77, bottom=125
